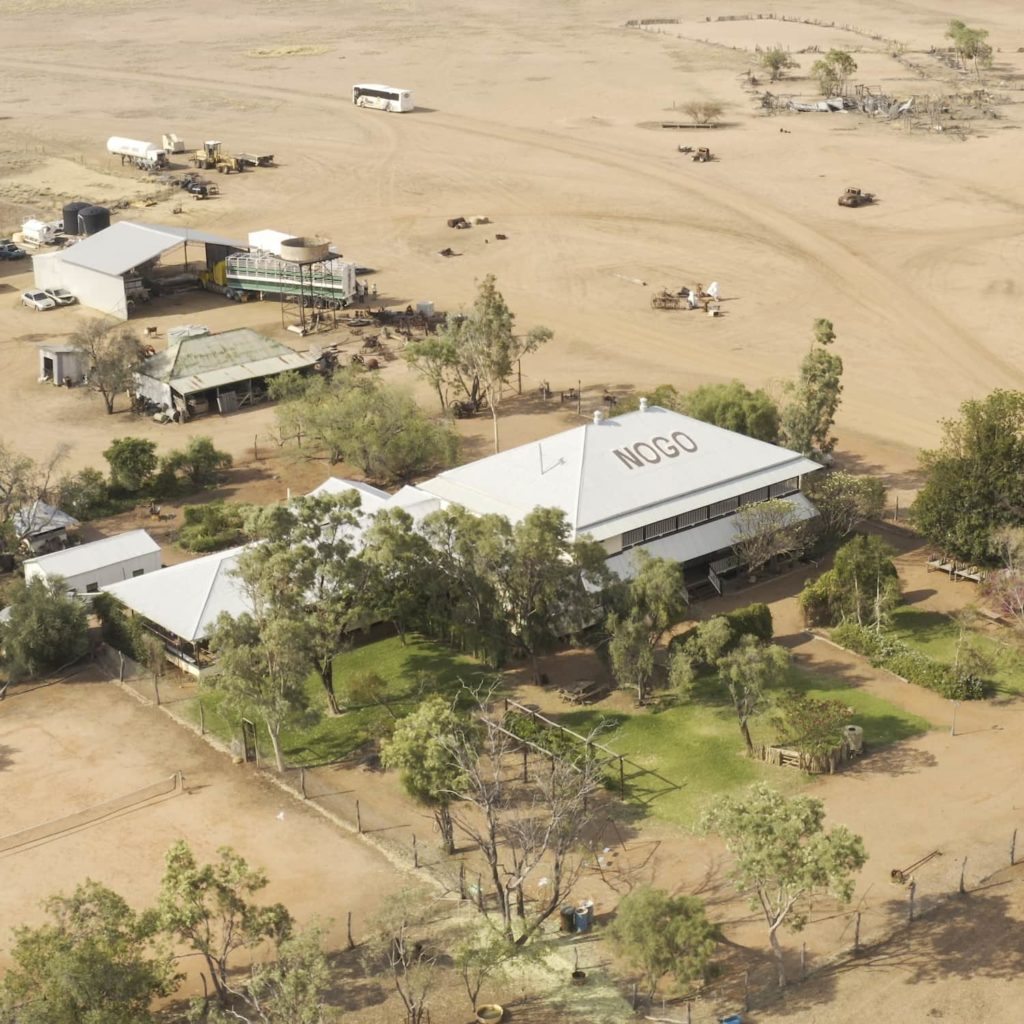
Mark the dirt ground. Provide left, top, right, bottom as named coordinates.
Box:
left=0, top=671, right=406, bottom=982
left=2, top=0, right=1024, bottom=505
left=4, top=0, right=1024, bottom=1016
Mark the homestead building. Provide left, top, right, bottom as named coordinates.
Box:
left=408, top=401, right=823, bottom=591
left=103, top=404, right=822, bottom=672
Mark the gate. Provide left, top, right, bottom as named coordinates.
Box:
left=241, top=719, right=258, bottom=764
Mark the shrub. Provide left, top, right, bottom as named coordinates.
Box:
left=725, top=603, right=773, bottom=644
left=56, top=468, right=112, bottom=521
left=177, top=502, right=248, bottom=553
left=672, top=603, right=774, bottom=668
left=830, top=622, right=986, bottom=700
left=93, top=592, right=149, bottom=663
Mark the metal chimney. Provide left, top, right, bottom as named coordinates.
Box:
left=593, top=409, right=603, bottom=424
left=639, top=396, right=649, bottom=412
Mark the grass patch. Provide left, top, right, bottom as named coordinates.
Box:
left=552, top=665, right=931, bottom=829
left=889, top=607, right=1024, bottom=696
left=185, top=635, right=490, bottom=765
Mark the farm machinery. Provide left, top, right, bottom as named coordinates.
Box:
left=191, top=140, right=245, bottom=174
left=838, top=187, right=876, bottom=207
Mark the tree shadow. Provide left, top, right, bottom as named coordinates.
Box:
left=841, top=743, right=938, bottom=778
left=901, top=588, right=938, bottom=605
left=832, top=450, right=924, bottom=493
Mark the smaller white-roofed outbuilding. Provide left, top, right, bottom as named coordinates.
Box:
left=24, top=529, right=161, bottom=595
left=103, top=544, right=248, bottom=646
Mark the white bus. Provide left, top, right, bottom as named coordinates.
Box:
left=352, top=84, right=414, bottom=113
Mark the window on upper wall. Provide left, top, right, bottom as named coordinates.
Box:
left=708, top=496, right=739, bottom=518
left=132, top=568, right=145, bottom=577
left=644, top=516, right=677, bottom=541
left=86, top=582, right=99, bottom=593
left=769, top=477, right=799, bottom=498
left=678, top=506, right=709, bottom=529
left=738, top=486, right=771, bottom=506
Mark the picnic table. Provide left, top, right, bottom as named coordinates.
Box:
left=557, top=679, right=606, bottom=705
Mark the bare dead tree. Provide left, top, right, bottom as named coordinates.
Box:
left=446, top=702, right=603, bottom=945
left=364, top=890, right=440, bottom=1024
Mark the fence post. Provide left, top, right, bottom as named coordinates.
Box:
left=908, top=880, right=917, bottom=923
left=413, top=833, right=419, bottom=868
left=619, top=756, right=625, bottom=797
left=522, top=748, right=528, bottom=783
left=854, top=910, right=861, bottom=952
left=355, top=800, right=362, bottom=834
left=347, top=911, right=354, bottom=950
left=459, top=862, right=467, bottom=900
left=300, top=767, right=307, bottom=800
left=199, top=702, right=206, bottom=735
left=476, top=874, right=483, bottom=911
left=959, top=857, right=967, bottom=894
left=1012, top=828, right=1018, bottom=866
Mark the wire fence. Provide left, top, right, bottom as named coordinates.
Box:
left=0, top=772, right=182, bottom=855
left=93, top=661, right=1024, bottom=1019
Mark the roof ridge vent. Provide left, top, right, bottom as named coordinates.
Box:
left=639, top=396, right=649, bottom=412
left=593, top=409, right=604, bottom=424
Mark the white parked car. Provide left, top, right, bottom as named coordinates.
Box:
left=43, top=288, right=76, bottom=307
left=21, top=290, right=56, bottom=311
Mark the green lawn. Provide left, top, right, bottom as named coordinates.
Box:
left=556, top=665, right=931, bottom=829
left=183, top=635, right=490, bottom=765
left=888, top=607, right=1024, bottom=696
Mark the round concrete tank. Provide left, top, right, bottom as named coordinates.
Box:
left=279, top=236, right=331, bottom=263
left=61, top=201, right=91, bottom=235
left=78, top=206, right=111, bottom=236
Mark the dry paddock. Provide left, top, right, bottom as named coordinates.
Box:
left=0, top=670, right=406, bottom=983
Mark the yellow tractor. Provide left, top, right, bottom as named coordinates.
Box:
left=190, top=140, right=244, bottom=174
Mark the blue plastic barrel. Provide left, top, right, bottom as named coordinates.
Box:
left=574, top=906, right=591, bottom=934
left=719, top=1015, right=742, bottom=1024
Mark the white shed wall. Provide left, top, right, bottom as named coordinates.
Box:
left=60, top=263, right=129, bottom=320
left=32, top=252, right=64, bottom=289
left=26, top=550, right=162, bottom=594
left=133, top=373, right=173, bottom=408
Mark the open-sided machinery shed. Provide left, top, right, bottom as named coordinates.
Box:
left=133, top=327, right=318, bottom=419
left=32, top=222, right=243, bottom=320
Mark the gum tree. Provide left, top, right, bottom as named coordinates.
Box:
left=703, top=784, right=866, bottom=986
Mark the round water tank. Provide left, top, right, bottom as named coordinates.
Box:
left=279, top=236, right=331, bottom=263
left=78, top=206, right=111, bottom=236
left=61, top=201, right=91, bottom=236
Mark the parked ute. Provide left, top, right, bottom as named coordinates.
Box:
left=0, top=243, right=27, bottom=260
left=43, top=288, right=76, bottom=307
left=21, top=290, right=56, bottom=311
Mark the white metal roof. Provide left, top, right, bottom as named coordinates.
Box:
left=14, top=501, right=79, bottom=538
left=24, top=529, right=159, bottom=579
left=308, top=477, right=390, bottom=507
left=103, top=545, right=250, bottom=643
left=414, top=407, right=822, bottom=541
left=59, top=222, right=244, bottom=277
left=606, top=492, right=818, bottom=579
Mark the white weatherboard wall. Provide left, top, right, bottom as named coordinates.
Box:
left=24, top=530, right=161, bottom=595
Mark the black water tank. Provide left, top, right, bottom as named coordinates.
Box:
left=61, top=200, right=90, bottom=235
left=78, top=206, right=110, bottom=236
